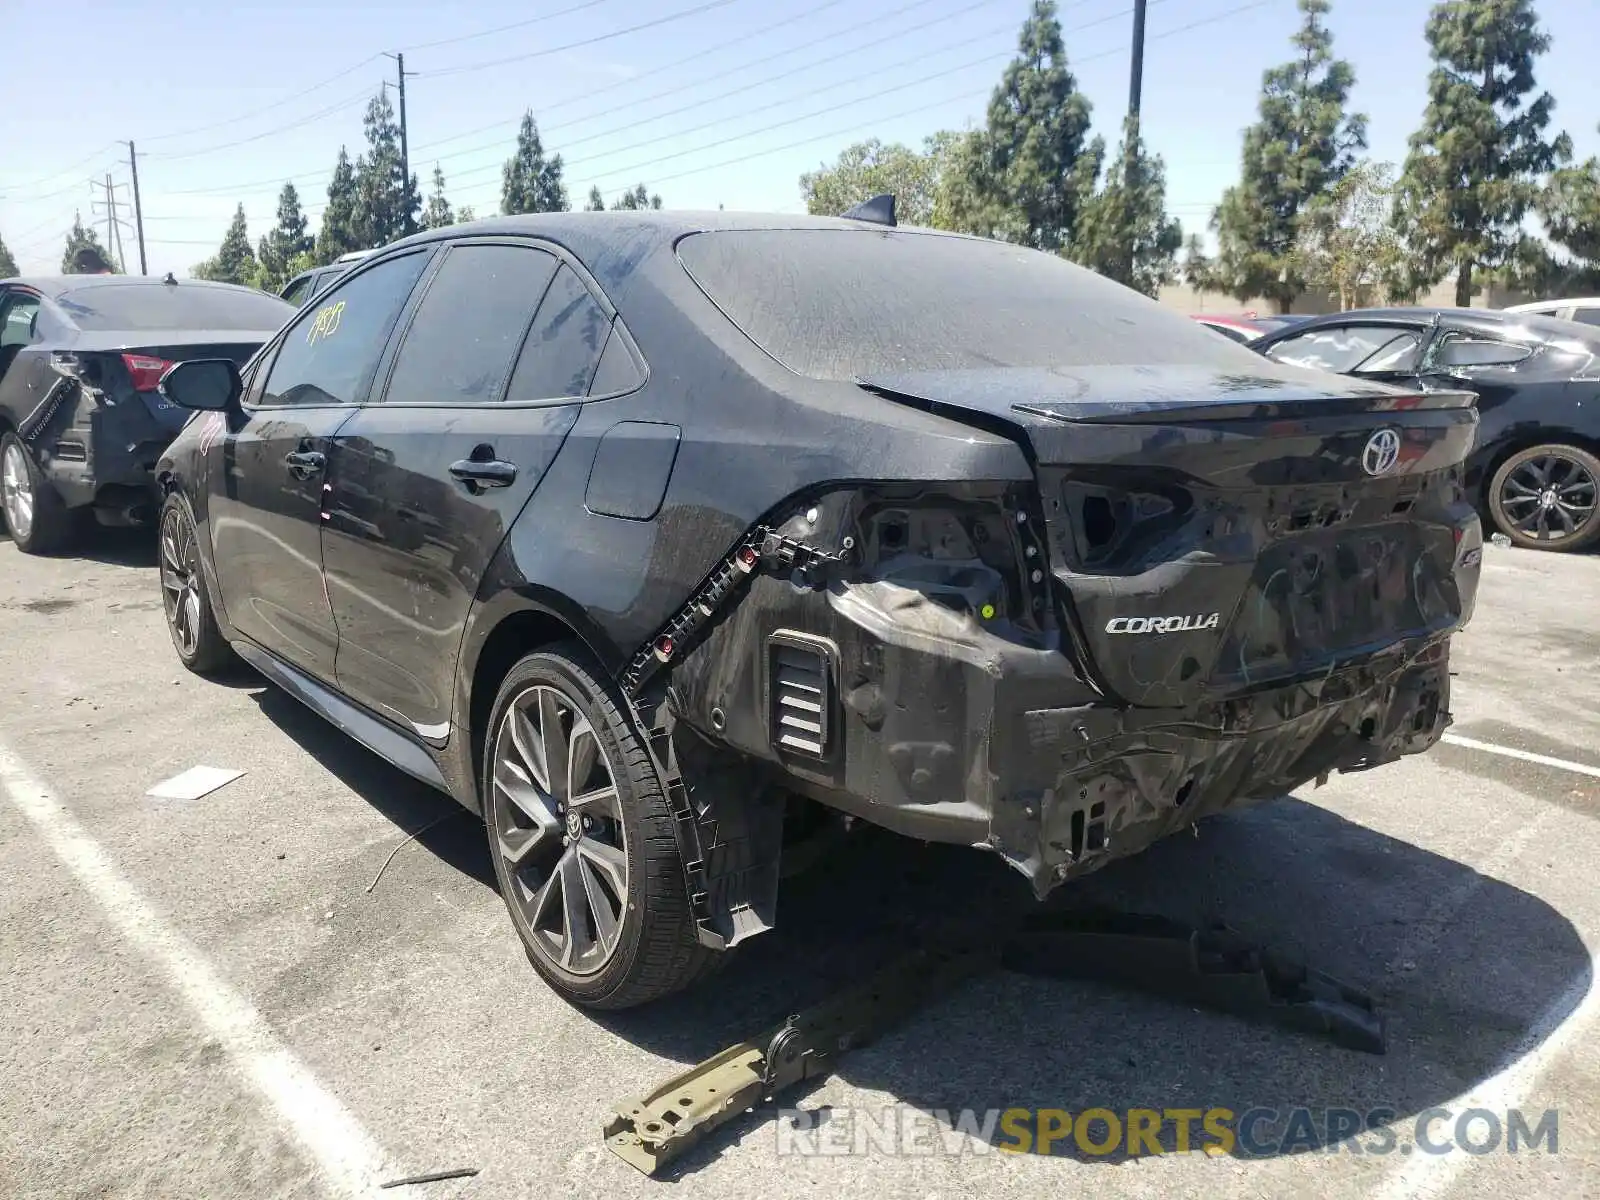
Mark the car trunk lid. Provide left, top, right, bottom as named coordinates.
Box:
left=858, top=364, right=1482, bottom=709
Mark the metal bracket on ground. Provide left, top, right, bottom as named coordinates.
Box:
left=602, top=910, right=1386, bottom=1176
left=603, top=945, right=994, bottom=1176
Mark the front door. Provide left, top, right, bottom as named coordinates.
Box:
left=209, top=248, right=432, bottom=681
left=321, top=241, right=611, bottom=737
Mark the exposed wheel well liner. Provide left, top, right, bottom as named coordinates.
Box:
left=468, top=608, right=587, bottom=786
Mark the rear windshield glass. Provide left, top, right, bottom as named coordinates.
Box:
left=676, top=228, right=1246, bottom=380
left=54, top=283, right=292, bottom=332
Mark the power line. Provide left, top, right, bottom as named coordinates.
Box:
left=142, top=85, right=381, bottom=162
left=410, top=0, right=935, bottom=157
left=403, top=0, right=620, bottom=51
left=425, top=0, right=1010, bottom=172
left=579, top=0, right=1280, bottom=204
left=415, top=0, right=745, bottom=78
left=0, top=143, right=119, bottom=197
left=453, top=0, right=1165, bottom=197
left=136, top=55, right=387, bottom=144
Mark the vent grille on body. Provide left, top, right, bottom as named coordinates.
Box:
left=768, top=633, right=835, bottom=759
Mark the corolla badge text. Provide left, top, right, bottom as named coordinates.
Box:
left=1105, top=613, right=1221, bottom=634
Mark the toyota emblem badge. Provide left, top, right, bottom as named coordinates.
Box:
left=1362, top=428, right=1401, bottom=476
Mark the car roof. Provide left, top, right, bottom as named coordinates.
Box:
left=2, top=274, right=269, bottom=301
left=1264, top=306, right=1600, bottom=348
left=378, top=209, right=980, bottom=259
left=1505, top=297, right=1600, bottom=311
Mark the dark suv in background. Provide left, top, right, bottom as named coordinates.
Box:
left=0, top=275, right=291, bottom=552
left=154, top=211, right=1482, bottom=1010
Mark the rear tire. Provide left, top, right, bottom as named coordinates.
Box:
left=1, top=433, right=76, bottom=555
left=1487, top=443, right=1600, bottom=553
left=482, top=642, right=716, bottom=1009
left=159, top=493, right=235, bottom=674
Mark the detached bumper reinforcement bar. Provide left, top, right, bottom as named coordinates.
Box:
left=604, top=910, right=1387, bottom=1176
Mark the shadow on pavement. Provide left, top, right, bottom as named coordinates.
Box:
left=240, top=682, right=1589, bottom=1171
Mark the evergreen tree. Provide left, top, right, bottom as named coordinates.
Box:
left=584, top=186, right=606, bottom=212
left=1180, top=233, right=1216, bottom=295
left=422, top=165, right=455, bottom=231
left=316, top=148, right=362, bottom=264
left=61, top=215, right=119, bottom=273
left=501, top=111, right=569, bottom=215
left=1209, top=0, right=1366, bottom=312
left=192, top=205, right=258, bottom=286
left=612, top=183, right=663, bottom=211
left=0, top=232, right=17, bottom=278
left=1394, top=0, right=1571, bottom=306
left=1539, top=132, right=1600, bottom=287
left=352, top=91, right=422, bottom=248
left=937, top=1, right=1096, bottom=250
left=256, top=183, right=313, bottom=292
left=1067, top=118, right=1182, bottom=298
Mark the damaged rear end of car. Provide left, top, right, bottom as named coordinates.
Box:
left=659, top=226, right=1482, bottom=900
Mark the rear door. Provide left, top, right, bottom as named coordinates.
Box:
left=208, top=249, right=432, bottom=681
left=321, top=238, right=609, bottom=737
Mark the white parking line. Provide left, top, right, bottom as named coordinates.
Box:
left=1372, top=960, right=1597, bottom=1200
left=1441, top=734, right=1600, bottom=781
left=0, top=741, right=394, bottom=1198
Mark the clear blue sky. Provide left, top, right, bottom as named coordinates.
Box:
left=2, top=0, right=1596, bottom=276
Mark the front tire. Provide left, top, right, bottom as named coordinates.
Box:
left=482, top=643, right=714, bottom=1009
left=159, top=493, right=234, bottom=674
left=1, top=433, right=76, bottom=555
left=1487, top=443, right=1600, bottom=552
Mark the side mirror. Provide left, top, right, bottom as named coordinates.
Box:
left=159, top=358, right=241, bottom=412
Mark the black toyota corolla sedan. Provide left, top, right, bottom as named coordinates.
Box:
left=0, top=274, right=292, bottom=553
left=153, top=210, right=1482, bottom=1009
left=1250, top=307, right=1600, bottom=552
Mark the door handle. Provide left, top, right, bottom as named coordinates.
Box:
left=284, top=449, right=325, bottom=478
left=448, top=458, right=517, bottom=489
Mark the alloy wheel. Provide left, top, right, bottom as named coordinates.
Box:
left=491, top=684, right=629, bottom=976
left=160, top=506, right=204, bottom=658
left=1498, top=453, right=1598, bottom=543
left=2, top=442, right=33, bottom=542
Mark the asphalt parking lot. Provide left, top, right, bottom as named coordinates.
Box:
left=2, top=532, right=1599, bottom=1200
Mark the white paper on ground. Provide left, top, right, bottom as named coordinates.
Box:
left=146, top=765, right=246, bottom=801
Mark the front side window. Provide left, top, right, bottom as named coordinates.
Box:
left=383, top=243, right=558, bottom=405
left=1264, top=325, right=1423, bottom=374
left=258, top=252, right=430, bottom=407
left=280, top=276, right=313, bottom=307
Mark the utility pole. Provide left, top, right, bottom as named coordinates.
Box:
left=89, top=177, right=133, bottom=273
left=126, top=141, right=148, bottom=275
left=384, top=51, right=415, bottom=235
left=104, top=174, right=116, bottom=266
left=1123, top=0, right=1149, bottom=282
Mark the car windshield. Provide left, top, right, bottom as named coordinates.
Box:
left=676, top=228, right=1247, bottom=381
left=53, top=283, right=292, bottom=332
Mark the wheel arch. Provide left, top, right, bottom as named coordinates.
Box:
left=455, top=592, right=625, bottom=808
left=1478, top=428, right=1600, bottom=508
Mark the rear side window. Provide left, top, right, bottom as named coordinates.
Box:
left=1572, top=307, right=1600, bottom=328
left=259, top=251, right=430, bottom=407
left=53, top=283, right=293, bottom=331
left=383, top=244, right=558, bottom=405
left=1263, top=325, right=1423, bottom=374
left=504, top=264, right=611, bottom=402
left=675, top=228, right=1245, bottom=381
